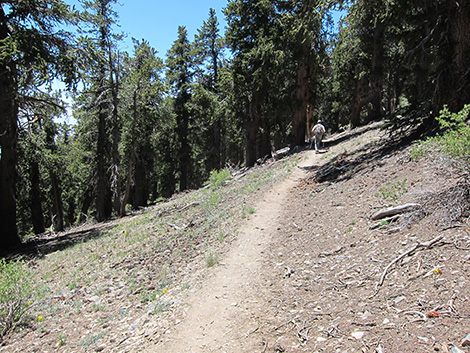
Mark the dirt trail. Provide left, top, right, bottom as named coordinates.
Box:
left=152, top=150, right=319, bottom=352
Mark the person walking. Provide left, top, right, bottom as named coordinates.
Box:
left=312, top=120, right=326, bottom=152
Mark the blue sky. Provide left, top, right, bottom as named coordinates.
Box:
left=66, top=0, right=228, bottom=58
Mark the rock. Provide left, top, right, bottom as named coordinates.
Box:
left=85, top=295, right=101, bottom=303
left=450, top=347, right=465, bottom=353
left=417, top=336, right=429, bottom=343
left=361, top=311, right=372, bottom=320
left=393, top=296, right=406, bottom=305
left=351, top=331, right=365, bottom=339
left=316, top=336, right=327, bottom=342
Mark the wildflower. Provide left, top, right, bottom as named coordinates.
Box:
left=38, top=316, right=44, bottom=322
left=434, top=268, right=442, bottom=275
left=162, top=289, right=168, bottom=294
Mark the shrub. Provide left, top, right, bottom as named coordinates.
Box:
left=205, top=169, right=231, bottom=190
left=0, top=259, right=38, bottom=340
left=433, top=104, right=470, bottom=175
left=414, top=105, right=470, bottom=177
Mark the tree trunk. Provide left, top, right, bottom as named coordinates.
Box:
left=50, top=170, right=64, bottom=232
left=120, top=156, right=133, bottom=217
left=95, top=24, right=113, bottom=222
left=120, top=88, right=138, bottom=217
left=178, top=113, right=190, bottom=191
left=79, top=187, right=93, bottom=224
left=133, top=156, right=148, bottom=208
left=445, top=0, right=470, bottom=112
left=259, top=118, right=271, bottom=159
left=0, top=10, right=21, bottom=249
left=109, top=49, right=121, bottom=215
left=30, top=161, right=45, bottom=234
left=367, top=19, right=385, bottom=122
left=292, top=59, right=310, bottom=146
left=96, top=108, right=112, bottom=222
left=246, top=90, right=261, bottom=167
left=209, top=116, right=222, bottom=170
left=351, top=76, right=366, bottom=128
left=66, top=194, right=76, bottom=227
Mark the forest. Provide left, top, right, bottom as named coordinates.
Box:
left=0, top=0, right=469, bottom=251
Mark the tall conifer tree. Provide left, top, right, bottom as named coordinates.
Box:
left=166, top=26, right=194, bottom=191
left=0, top=0, right=75, bottom=250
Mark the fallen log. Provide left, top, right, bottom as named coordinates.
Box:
left=371, top=203, right=421, bottom=220
left=272, top=147, right=290, bottom=160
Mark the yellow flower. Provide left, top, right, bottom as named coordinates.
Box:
left=434, top=268, right=442, bottom=275
left=38, top=316, right=44, bottom=322
left=162, top=289, right=168, bottom=294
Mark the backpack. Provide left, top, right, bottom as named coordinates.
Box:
left=313, top=124, right=324, bottom=134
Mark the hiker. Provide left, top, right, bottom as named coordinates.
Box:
left=311, top=120, right=326, bottom=152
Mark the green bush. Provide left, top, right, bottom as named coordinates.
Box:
left=434, top=104, right=470, bottom=172
left=205, top=169, right=231, bottom=190
left=0, top=259, right=38, bottom=340
left=412, top=105, right=470, bottom=176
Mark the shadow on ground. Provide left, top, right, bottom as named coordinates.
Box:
left=299, top=122, right=425, bottom=184
left=3, top=223, right=114, bottom=261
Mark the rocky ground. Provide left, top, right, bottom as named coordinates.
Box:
left=2, top=122, right=469, bottom=353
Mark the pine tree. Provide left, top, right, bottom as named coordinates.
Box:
left=225, top=0, right=281, bottom=167
left=74, top=0, right=122, bottom=221
left=166, top=26, right=194, bottom=191
left=193, top=8, right=226, bottom=174
left=0, top=0, right=75, bottom=250
left=119, top=39, right=164, bottom=215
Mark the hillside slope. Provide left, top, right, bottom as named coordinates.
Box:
left=3, top=122, right=470, bottom=353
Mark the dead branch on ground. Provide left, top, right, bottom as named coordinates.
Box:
left=371, top=203, right=421, bottom=220
left=372, top=234, right=445, bottom=295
